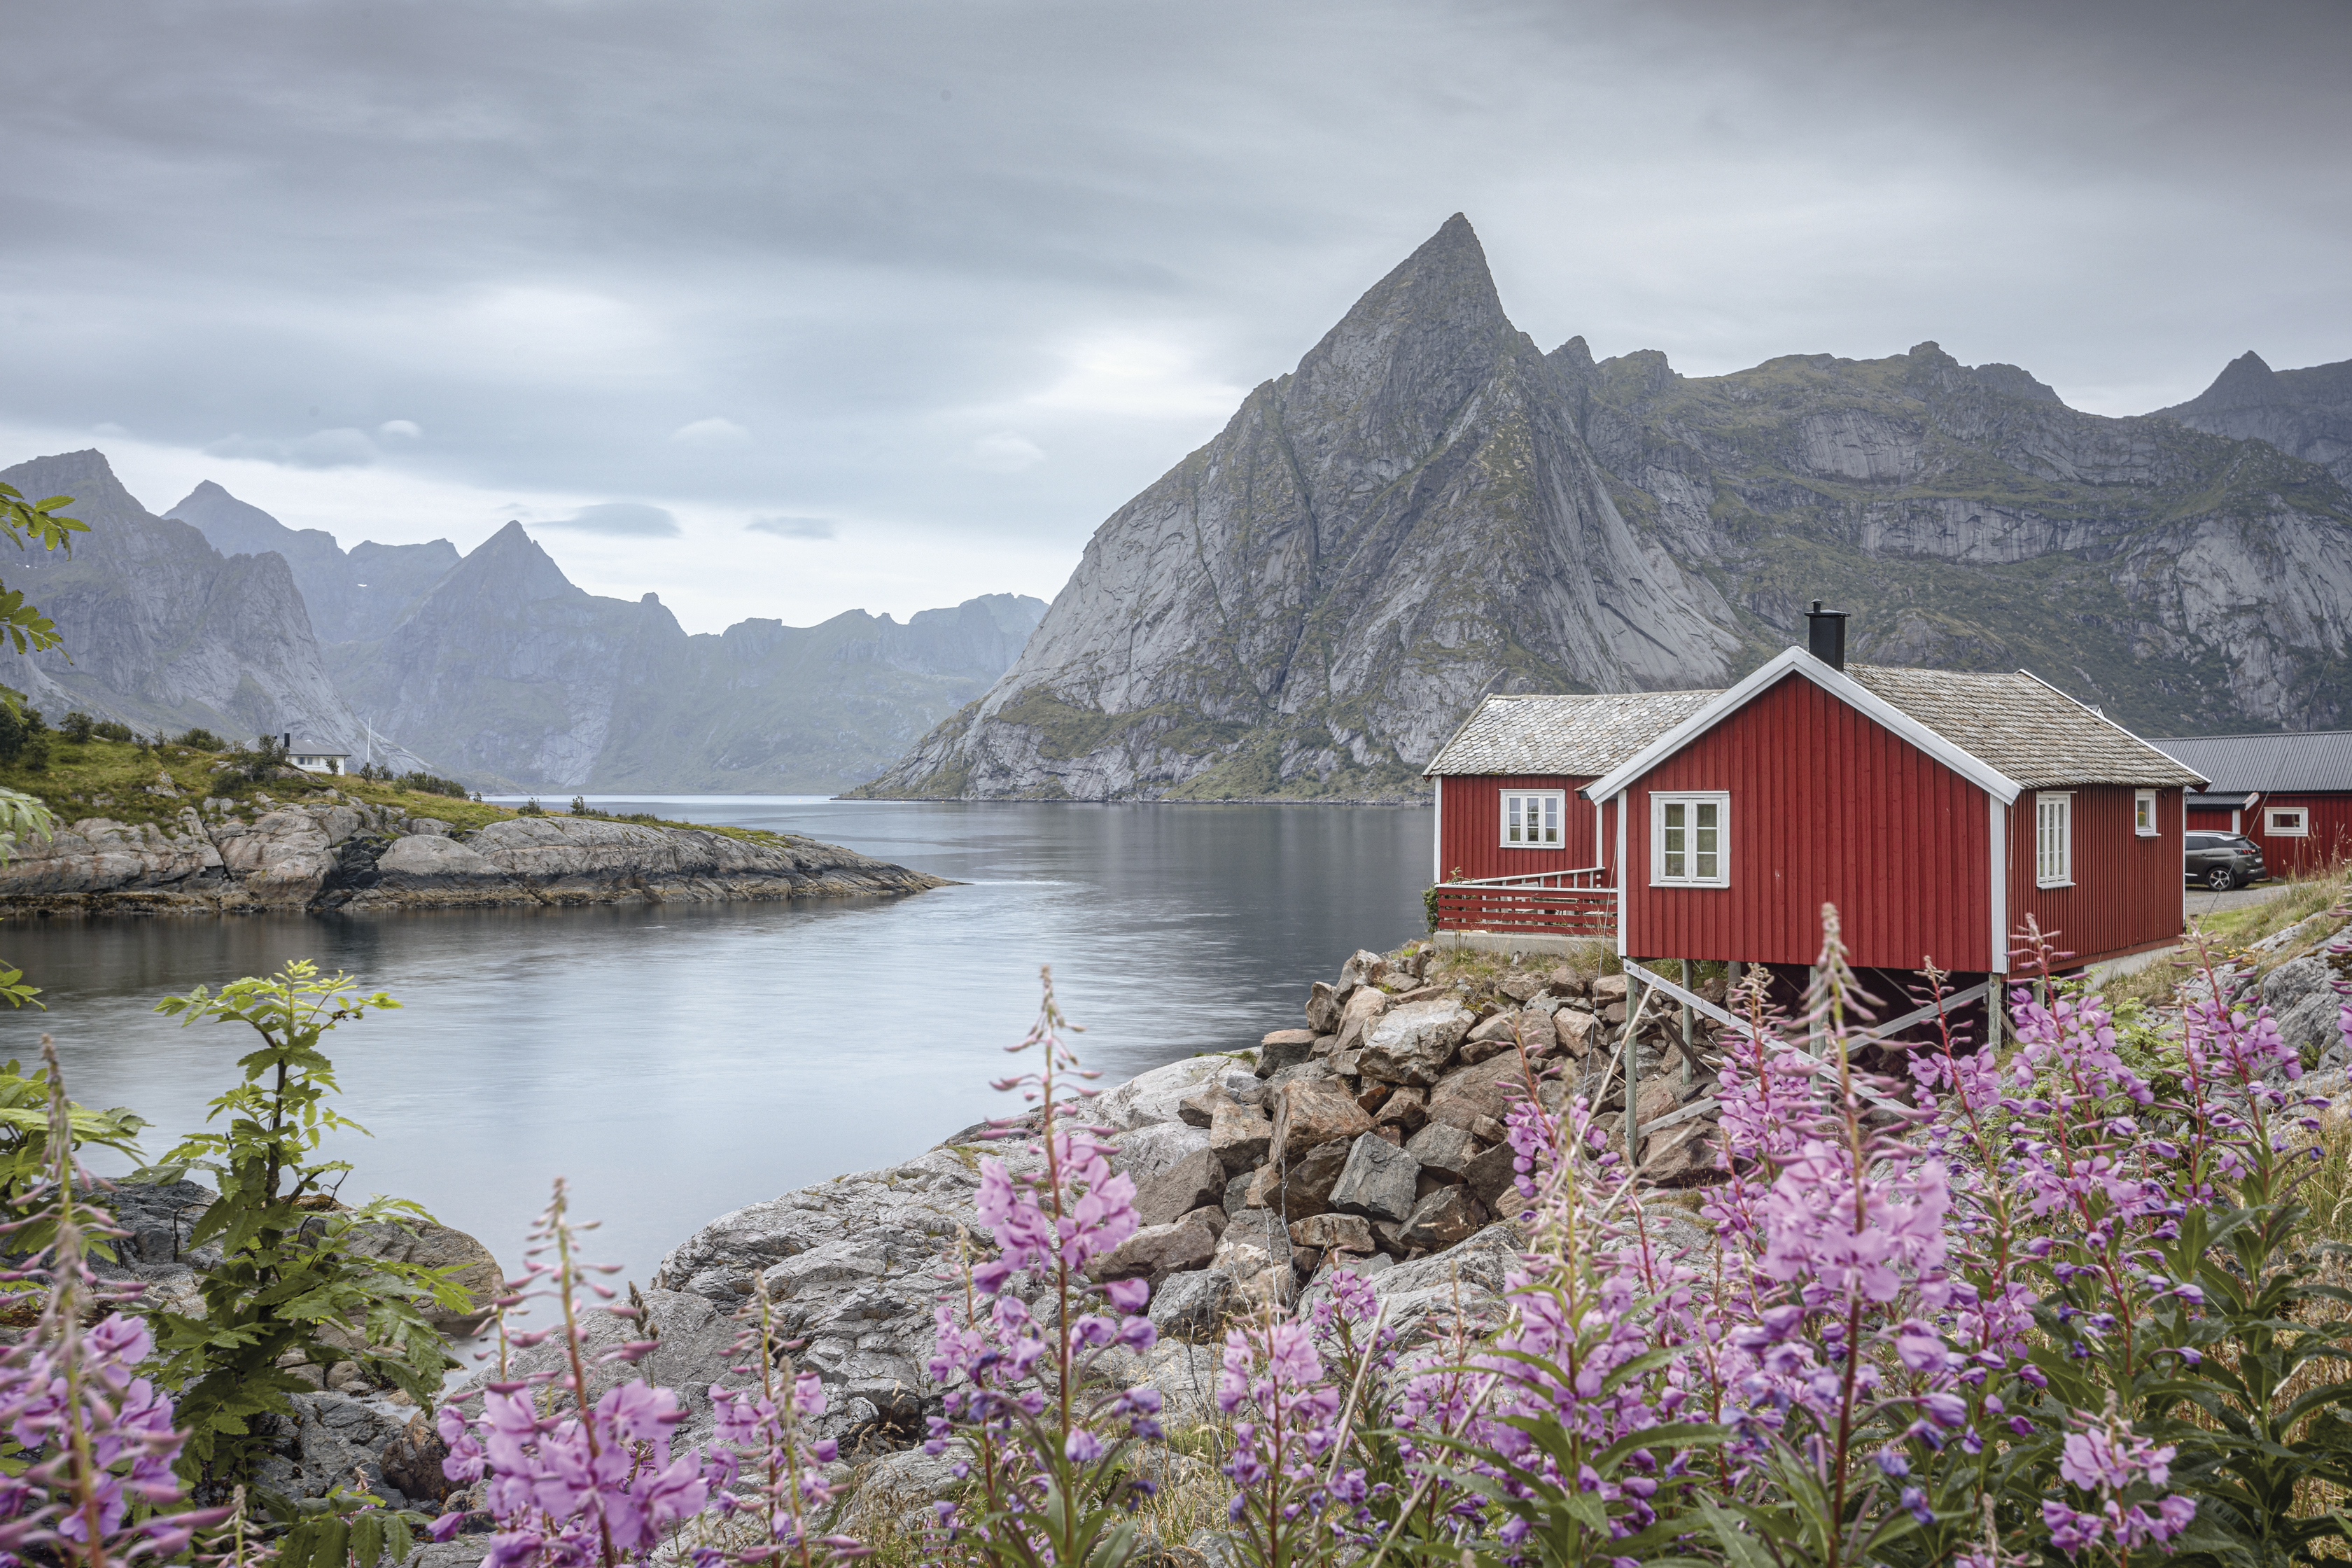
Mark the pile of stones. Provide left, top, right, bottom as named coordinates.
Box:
left=1087, top=944, right=1731, bottom=1337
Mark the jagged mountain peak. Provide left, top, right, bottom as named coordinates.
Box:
left=10, top=449, right=146, bottom=521
left=2182, top=349, right=2282, bottom=410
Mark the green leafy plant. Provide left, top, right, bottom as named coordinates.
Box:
left=221, top=733, right=290, bottom=785
left=0, top=785, right=52, bottom=1009
left=58, top=709, right=96, bottom=743
left=262, top=1483, right=426, bottom=1568
left=0, top=479, right=85, bottom=662
left=0, top=1055, right=147, bottom=1256
left=176, top=727, right=226, bottom=751
left=143, top=960, right=468, bottom=1489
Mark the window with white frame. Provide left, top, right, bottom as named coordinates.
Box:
left=2036, top=792, right=2073, bottom=887
left=1499, top=789, right=1566, bottom=848
left=2135, top=790, right=2157, bottom=836
left=2267, top=806, right=2309, bottom=837
left=1651, top=792, right=1728, bottom=886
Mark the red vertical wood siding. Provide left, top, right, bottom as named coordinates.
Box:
left=2007, top=785, right=2185, bottom=968
left=1618, top=674, right=1992, bottom=972
left=2185, top=806, right=2236, bottom=832
left=1437, top=774, right=1604, bottom=881
left=2247, top=794, right=2352, bottom=878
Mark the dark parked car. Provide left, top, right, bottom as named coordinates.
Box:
left=2184, top=832, right=2267, bottom=890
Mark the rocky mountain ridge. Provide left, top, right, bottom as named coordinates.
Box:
left=0, top=450, right=371, bottom=753
left=327, top=521, right=1044, bottom=792
left=1, top=451, right=1044, bottom=792
left=861, top=215, right=2352, bottom=802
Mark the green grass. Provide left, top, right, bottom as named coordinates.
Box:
left=0, top=736, right=810, bottom=848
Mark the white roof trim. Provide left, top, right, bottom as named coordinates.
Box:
left=1581, top=645, right=2024, bottom=804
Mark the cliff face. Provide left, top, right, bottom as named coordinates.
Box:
left=0, top=451, right=364, bottom=749
left=330, top=522, right=1046, bottom=792
left=862, top=219, right=2352, bottom=800
left=1562, top=340, right=2352, bottom=736
left=2155, top=350, right=2352, bottom=486
left=859, top=216, right=1739, bottom=802
left=167, top=480, right=460, bottom=641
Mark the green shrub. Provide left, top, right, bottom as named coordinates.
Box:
left=91, top=718, right=134, bottom=743
left=393, top=770, right=468, bottom=798
left=57, top=709, right=94, bottom=744
left=174, top=727, right=225, bottom=750
left=145, top=961, right=464, bottom=1488
left=516, top=797, right=547, bottom=816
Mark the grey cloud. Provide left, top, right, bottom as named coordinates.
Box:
left=747, top=516, right=835, bottom=539
left=547, top=503, right=681, bottom=537
left=0, top=0, right=2346, bottom=582
left=204, top=427, right=380, bottom=468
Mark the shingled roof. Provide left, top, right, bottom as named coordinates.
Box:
left=1423, top=690, right=1721, bottom=777
left=1431, top=657, right=2207, bottom=793
left=1840, top=664, right=2206, bottom=788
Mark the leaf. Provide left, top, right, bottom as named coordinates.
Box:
left=1698, top=1497, right=1783, bottom=1568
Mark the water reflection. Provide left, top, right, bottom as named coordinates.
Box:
left=1, top=800, right=1431, bottom=1284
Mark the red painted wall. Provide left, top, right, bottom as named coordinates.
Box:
left=1616, top=673, right=1994, bottom=972
left=1436, top=774, right=1604, bottom=881
left=2248, top=794, right=2352, bottom=878
left=2007, top=785, right=2185, bottom=969
left=2186, top=806, right=2239, bottom=833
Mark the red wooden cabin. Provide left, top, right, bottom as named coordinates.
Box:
left=1424, top=612, right=2207, bottom=984
left=2148, top=731, right=2352, bottom=879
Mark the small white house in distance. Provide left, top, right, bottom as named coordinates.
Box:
left=282, top=734, right=349, bottom=775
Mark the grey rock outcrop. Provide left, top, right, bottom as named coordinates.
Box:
left=0, top=800, right=945, bottom=915
left=2262, top=952, right=2351, bottom=1071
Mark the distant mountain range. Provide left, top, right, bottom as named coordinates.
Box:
left=860, top=214, right=2352, bottom=802
left=0, top=450, right=1044, bottom=793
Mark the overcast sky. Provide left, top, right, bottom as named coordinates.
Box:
left=4, top=0, right=2346, bottom=633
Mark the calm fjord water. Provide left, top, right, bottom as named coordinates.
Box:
left=2, top=800, right=1432, bottom=1286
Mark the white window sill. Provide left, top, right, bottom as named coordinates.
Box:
left=1650, top=879, right=1730, bottom=890
left=2135, top=829, right=2158, bottom=838
left=1500, top=844, right=1569, bottom=850
left=2036, top=878, right=2075, bottom=889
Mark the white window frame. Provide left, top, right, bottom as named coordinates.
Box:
left=2036, top=792, right=2073, bottom=888
left=1498, top=789, right=1567, bottom=850
left=2134, top=789, right=2157, bottom=837
left=1650, top=791, right=1730, bottom=888
left=2266, top=806, right=2309, bottom=838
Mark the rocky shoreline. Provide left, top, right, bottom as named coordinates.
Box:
left=0, top=793, right=946, bottom=916
left=82, top=906, right=2348, bottom=1553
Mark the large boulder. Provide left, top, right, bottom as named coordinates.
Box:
left=1359, top=1000, right=1475, bottom=1086
left=1135, top=1148, right=1231, bottom=1228
left=2262, top=954, right=2351, bottom=1071
left=1209, top=1102, right=1273, bottom=1172
left=1113, top=1121, right=1214, bottom=1185
left=1398, top=1186, right=1487, bottom=1252
left=348, top=1215, right=507, bottom=1334
left=1331, top=987, right=1392, bottom=1054
left=1270, top=1079, right=1375, bottom=1162
left=1269, top=1138, right=1354, bottom=1220
left=1148, top=1268, right=1236, bottom=1342
left=1328, top=1134, right=1421, bottom=1223
left=1091, top=1220, right=1218, bottom=1284
left=1426, top=1054, right=1534, bottom=1133
left=1404, top=1121, right=1478, bottom=1182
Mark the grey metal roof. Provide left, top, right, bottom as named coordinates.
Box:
left=2146, top=731, right=2352, bottom=794
left=1843, top=665, right=2207, bottom=789
left=1423, top=690, right=1721, bottom=777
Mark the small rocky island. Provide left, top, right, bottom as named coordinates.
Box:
left=0, top=792, right=944, bottom=915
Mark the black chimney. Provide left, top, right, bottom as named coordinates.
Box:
left=1805, top=600, right=1848, bottom=671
